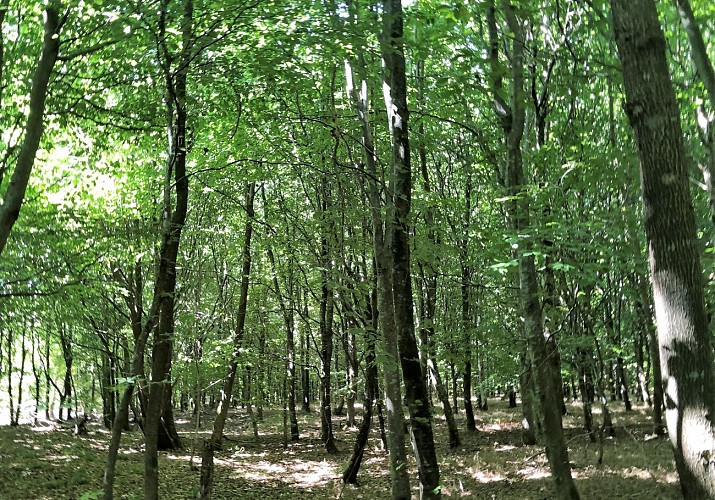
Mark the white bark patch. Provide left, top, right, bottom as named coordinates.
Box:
left=662, top=173, right=676, bottom=185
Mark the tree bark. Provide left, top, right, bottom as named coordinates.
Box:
left=344, top=52, right=411, bottom=498
left=267, top=245, right=300, bottom=441
left=342, top=297, right=378, bottom=484
left=0, top=7, right=61, bottom=256
left=612, top=0, right=715, bottom=496
left=488, top=2, right=578, bottom=498
left=198, top=183, right=255, bottom=498
left=144, top=2, right=192, bottom=498
left=382, top=1, right=441, bottom=497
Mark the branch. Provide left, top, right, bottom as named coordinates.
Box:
left=57, top=35, right=128, bottom=61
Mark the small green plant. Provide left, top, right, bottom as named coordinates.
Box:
left=79, top=489, right=103, bottom=500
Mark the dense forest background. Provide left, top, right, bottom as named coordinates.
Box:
left=0, top=0, right=714, bottom=498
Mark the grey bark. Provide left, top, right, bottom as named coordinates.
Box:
left=612, top=0, right=715, bottom=496
left=487, top=2, right=579, bottom=498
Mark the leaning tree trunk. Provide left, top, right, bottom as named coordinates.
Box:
left=198, top=182, right=255, bottom=499
left=612, top=0, right=715, bottom=496
left=342, top=299, right=378, bottom=484
left=0, top=6, right=60, bottom=256
left=415, top=61, right=461, bottom=447
left=382, top=1, right=441, bottom=497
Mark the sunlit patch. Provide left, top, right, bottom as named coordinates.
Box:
left=45, top=454, right=79, bottom=462
left=29, top=426, right=56, bottom=433
left=468, top=468, right=507, bottom=483
left=228, top=458, right=337, bottom=487
left=494, top=444, right=516, bottom=452
left=621, top=466, right=653, bottom=480
left=517, top=466, right=551, bottom=480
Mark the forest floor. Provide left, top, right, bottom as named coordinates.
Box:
left=0, top=399, right=680, bottom=499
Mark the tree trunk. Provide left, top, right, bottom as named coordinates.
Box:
left=0, top=7, right=60, bottom=256
left=345, top=52, right=411, bottom=498
left=382, top=1, right=441, bottom=496
left=612, top=1, right=715, bottom=495
left=342, top=307, right=378, bottom=484
left=267, top=245, right=300, bottom=441
left=419, top=272, right=460, bottom=448
left=461, top=267, right=477, bottom=433
left=6, top=328, right=15, bottom=425
left=199, top=183, right=255, bottom=498
left=519, top=349, right=538, bottom=445
left=318, top=194, right=338, bottom=453
left=144, top=3, right=192, bottom=498
left=488, top=2, right=578, bottom=498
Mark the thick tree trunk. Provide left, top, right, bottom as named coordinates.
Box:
left=612, top=1, right=715, bottom=495
left=382, top=1, right=441, bottom=497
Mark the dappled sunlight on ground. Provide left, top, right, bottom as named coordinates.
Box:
left=0, top=399, right=683, bottom=499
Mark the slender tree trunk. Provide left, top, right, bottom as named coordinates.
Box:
left=342, top=303, right=378, bottom=484
left=461, top=263, right=477, bottom=432
left=419, top=271, right=460, bottom=448
left=14, top=326, right=27, bottom=425
left=414, top=59, right=460, bottom=447
left=612, top=1, right=715, bottom=495
left=7, top=328, right=15, bottom=425
left=382, top=1, right=441, bottom=496
left=301, top=320, right=310, bottom=413
left=488, top=2, right=578, bottom=498
left=144, top=3, right=192, bottom=497
left=344, top=53, right=411, bottom=498
left=198, top=183, right=255, bottom=499
left=31, top=329, right=41, bottom=426
left=266, top=245, right=300, bottom=441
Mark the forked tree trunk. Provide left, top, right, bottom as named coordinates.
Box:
left=612, top=0, right=715, bottom=495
